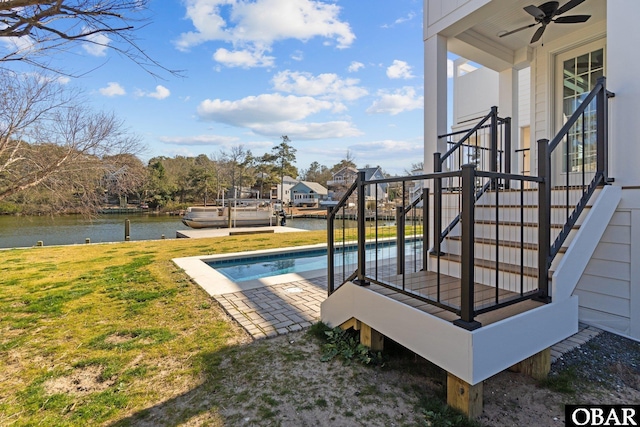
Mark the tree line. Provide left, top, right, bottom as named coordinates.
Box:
left=0, top=2, right=418, bottom=216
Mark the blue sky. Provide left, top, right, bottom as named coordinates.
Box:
left=19, top=0, right=438, bottom=175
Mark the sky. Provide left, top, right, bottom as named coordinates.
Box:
left=7, top=0, right=444, bottom=176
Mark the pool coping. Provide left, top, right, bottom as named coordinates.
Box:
left=172, top=243, right=329, bottom=296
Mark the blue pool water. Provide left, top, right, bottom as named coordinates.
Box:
left=207, top=241, right=423, bottom=282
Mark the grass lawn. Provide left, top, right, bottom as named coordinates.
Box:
left=0, top=231, right=330, bottom=426
left=0, top=228, right=508, bottom=427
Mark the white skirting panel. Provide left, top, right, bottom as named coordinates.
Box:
left=321, top=282, right=578, bottom=385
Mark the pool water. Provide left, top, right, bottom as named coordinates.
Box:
left=207, top=241, right=423, bottom=282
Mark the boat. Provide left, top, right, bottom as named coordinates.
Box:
left=181, top=203, right=276, bottom=229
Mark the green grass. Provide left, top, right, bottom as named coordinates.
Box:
left=0, top=231, right=325, bottom=426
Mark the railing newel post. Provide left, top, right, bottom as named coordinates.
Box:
left=355, top=170, right=368, bottom=286
left=423, top=186, right=429, bottom=272
left=396, top=204, right=405, bottom=276
left=537, top=139, right=551, bottom=303
left=433, top=152, right=443, bottom=256
left=504, top=116, right=512, bottom=189
left=327, top=205, right=335, bottom=295
left=454, top=164, right=481, bottom=330
left=596, top=76, right=607, bottom=182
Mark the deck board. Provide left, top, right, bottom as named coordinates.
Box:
left=365, top=269, right=544, bottom=326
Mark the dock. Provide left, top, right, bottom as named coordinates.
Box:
left=176, top=226, right=308, bottom=239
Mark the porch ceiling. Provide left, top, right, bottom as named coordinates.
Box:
left=446, top=0, right=606, bottom=71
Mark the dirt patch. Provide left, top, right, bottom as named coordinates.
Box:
left=43, top=365, right=115, bottom=396
left=104, top=332, right=137, bottom=345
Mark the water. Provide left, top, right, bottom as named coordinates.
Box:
left=0, top=214, right=332, bottom=249
left=208, top=241, right=421, bottom=282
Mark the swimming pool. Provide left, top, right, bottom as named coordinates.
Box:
left=206, top=241, right=422, bottom=282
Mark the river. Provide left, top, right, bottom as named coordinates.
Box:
left=0, top=213, right=332, bottom=249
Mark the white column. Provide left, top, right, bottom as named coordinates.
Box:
left=607, top=0, right=640, bottom=187
left=424, top=34, right=448, bottom=173
left=499, top=68, right=519, bottom=175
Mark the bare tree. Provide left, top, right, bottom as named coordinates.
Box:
left=0, top=70, right=143, bottom=214
left=0, top=0, right=175, bottom=76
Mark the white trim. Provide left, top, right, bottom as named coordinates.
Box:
left=553, top=185, right=622, bottom=301
left=631, top=209, right=640, bottom=338
left=321, top=282, right=578, bottom=385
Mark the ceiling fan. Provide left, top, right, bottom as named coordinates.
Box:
left=499, top=0, right=591, bottom=44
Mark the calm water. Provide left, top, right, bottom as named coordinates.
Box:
left=0, top=214, right=333, bottom=249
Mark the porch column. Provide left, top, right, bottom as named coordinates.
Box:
left=424, top=34, right=448, bottom=173
left=499, top=68, right=519, bottom=176
left=608, top=0, right=640, bottom=187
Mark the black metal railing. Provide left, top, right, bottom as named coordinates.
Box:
left=326, top=80, right=613, bottom=330
left=436, top=106, right=511, bottom=177
left=536, top=76, right=614, bottom=298
left=327, top=167, right=542, bottom=329
left=433, top=107, right=511, bottom=257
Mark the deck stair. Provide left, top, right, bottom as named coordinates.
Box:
left=322, top=78, right=617, bottom=417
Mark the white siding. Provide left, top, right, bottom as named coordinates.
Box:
left=573, top=195, right=640, bottom=340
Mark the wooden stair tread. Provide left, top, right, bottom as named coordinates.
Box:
left=429, top=252, right=538, bottom=277
left=444, top=235, right=568, bottom=253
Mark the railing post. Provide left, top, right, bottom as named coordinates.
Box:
left=596, top=76, right=607, bottom=182
left=536, top=139, right=551, bottom=302
left=355, top=170, right=368, bottom=286
left=432, top=152, right=443, bottom=256
left=396, top=205, right=405, bottom=275
left=504, top=116, right=512, bottom=189
left=423, top=187, right=430, bottom=272
left=454, top=164, right=481, bottom=330
left=327, top=206, right=335, bottom=295
left=490, top=106, right=498, bottom=173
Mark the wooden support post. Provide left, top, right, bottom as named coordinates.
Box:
left=339, top=318, right=361, bottom=331
left=447, top=373, right=483, bottom=419
left=359, top=323, right=384, bottom=352
left=508, top=348, right=551, bottom=380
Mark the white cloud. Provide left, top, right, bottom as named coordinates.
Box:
left=135, top=85, right=171, bottom=99
left=196, top=92, right=361, bottom=139
left=176, top=0, right=355, bottom=67
left=382, top=12, right=416, bottom=28
left=99, top=82, right=126, bottom=97
left=349, top=139, right=422, bottom=154
left=160, top=135, right=239, bottom=146
left=291, top=50, right=304, bottom=61
left=197, top=93, right=333, bottom=126
left=149, top=85, right=171, bottom=100
left=213, top=47, right=275, bottom=68
left=250, top=121, right=362, bottom=139
left=348, top=61, right=364, bottom=73
left=447, top=58, right=454, bottom=78
left=386, top=60, right=414, bottom=79
left=82, top=30, right=110, bottom=56
left=366, top=87, right=423, bottom=115
left=272, top=70, right=367, bottom=101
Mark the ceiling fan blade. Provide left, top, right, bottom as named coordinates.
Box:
left=499, top=22, right=537, bottom=37
left=530, top=25, right=546, bottom=43
left=554, top=14, right=591, bottom=23
left=556, top=0, right=586, bottom=15
left=524, top=5, right=546, bottom=20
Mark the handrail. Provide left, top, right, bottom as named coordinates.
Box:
left=537, top=76, right=613, bottom=301
left=440, top=107, right=494, bottom=164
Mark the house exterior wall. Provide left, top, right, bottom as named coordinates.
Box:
left=529, top=20, right=606, bottom=176
left=425, top=0, right=489, bottom=38
left=574, top=190, right=640, bottom=340
left=453, top=60, right=498, bottom=128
